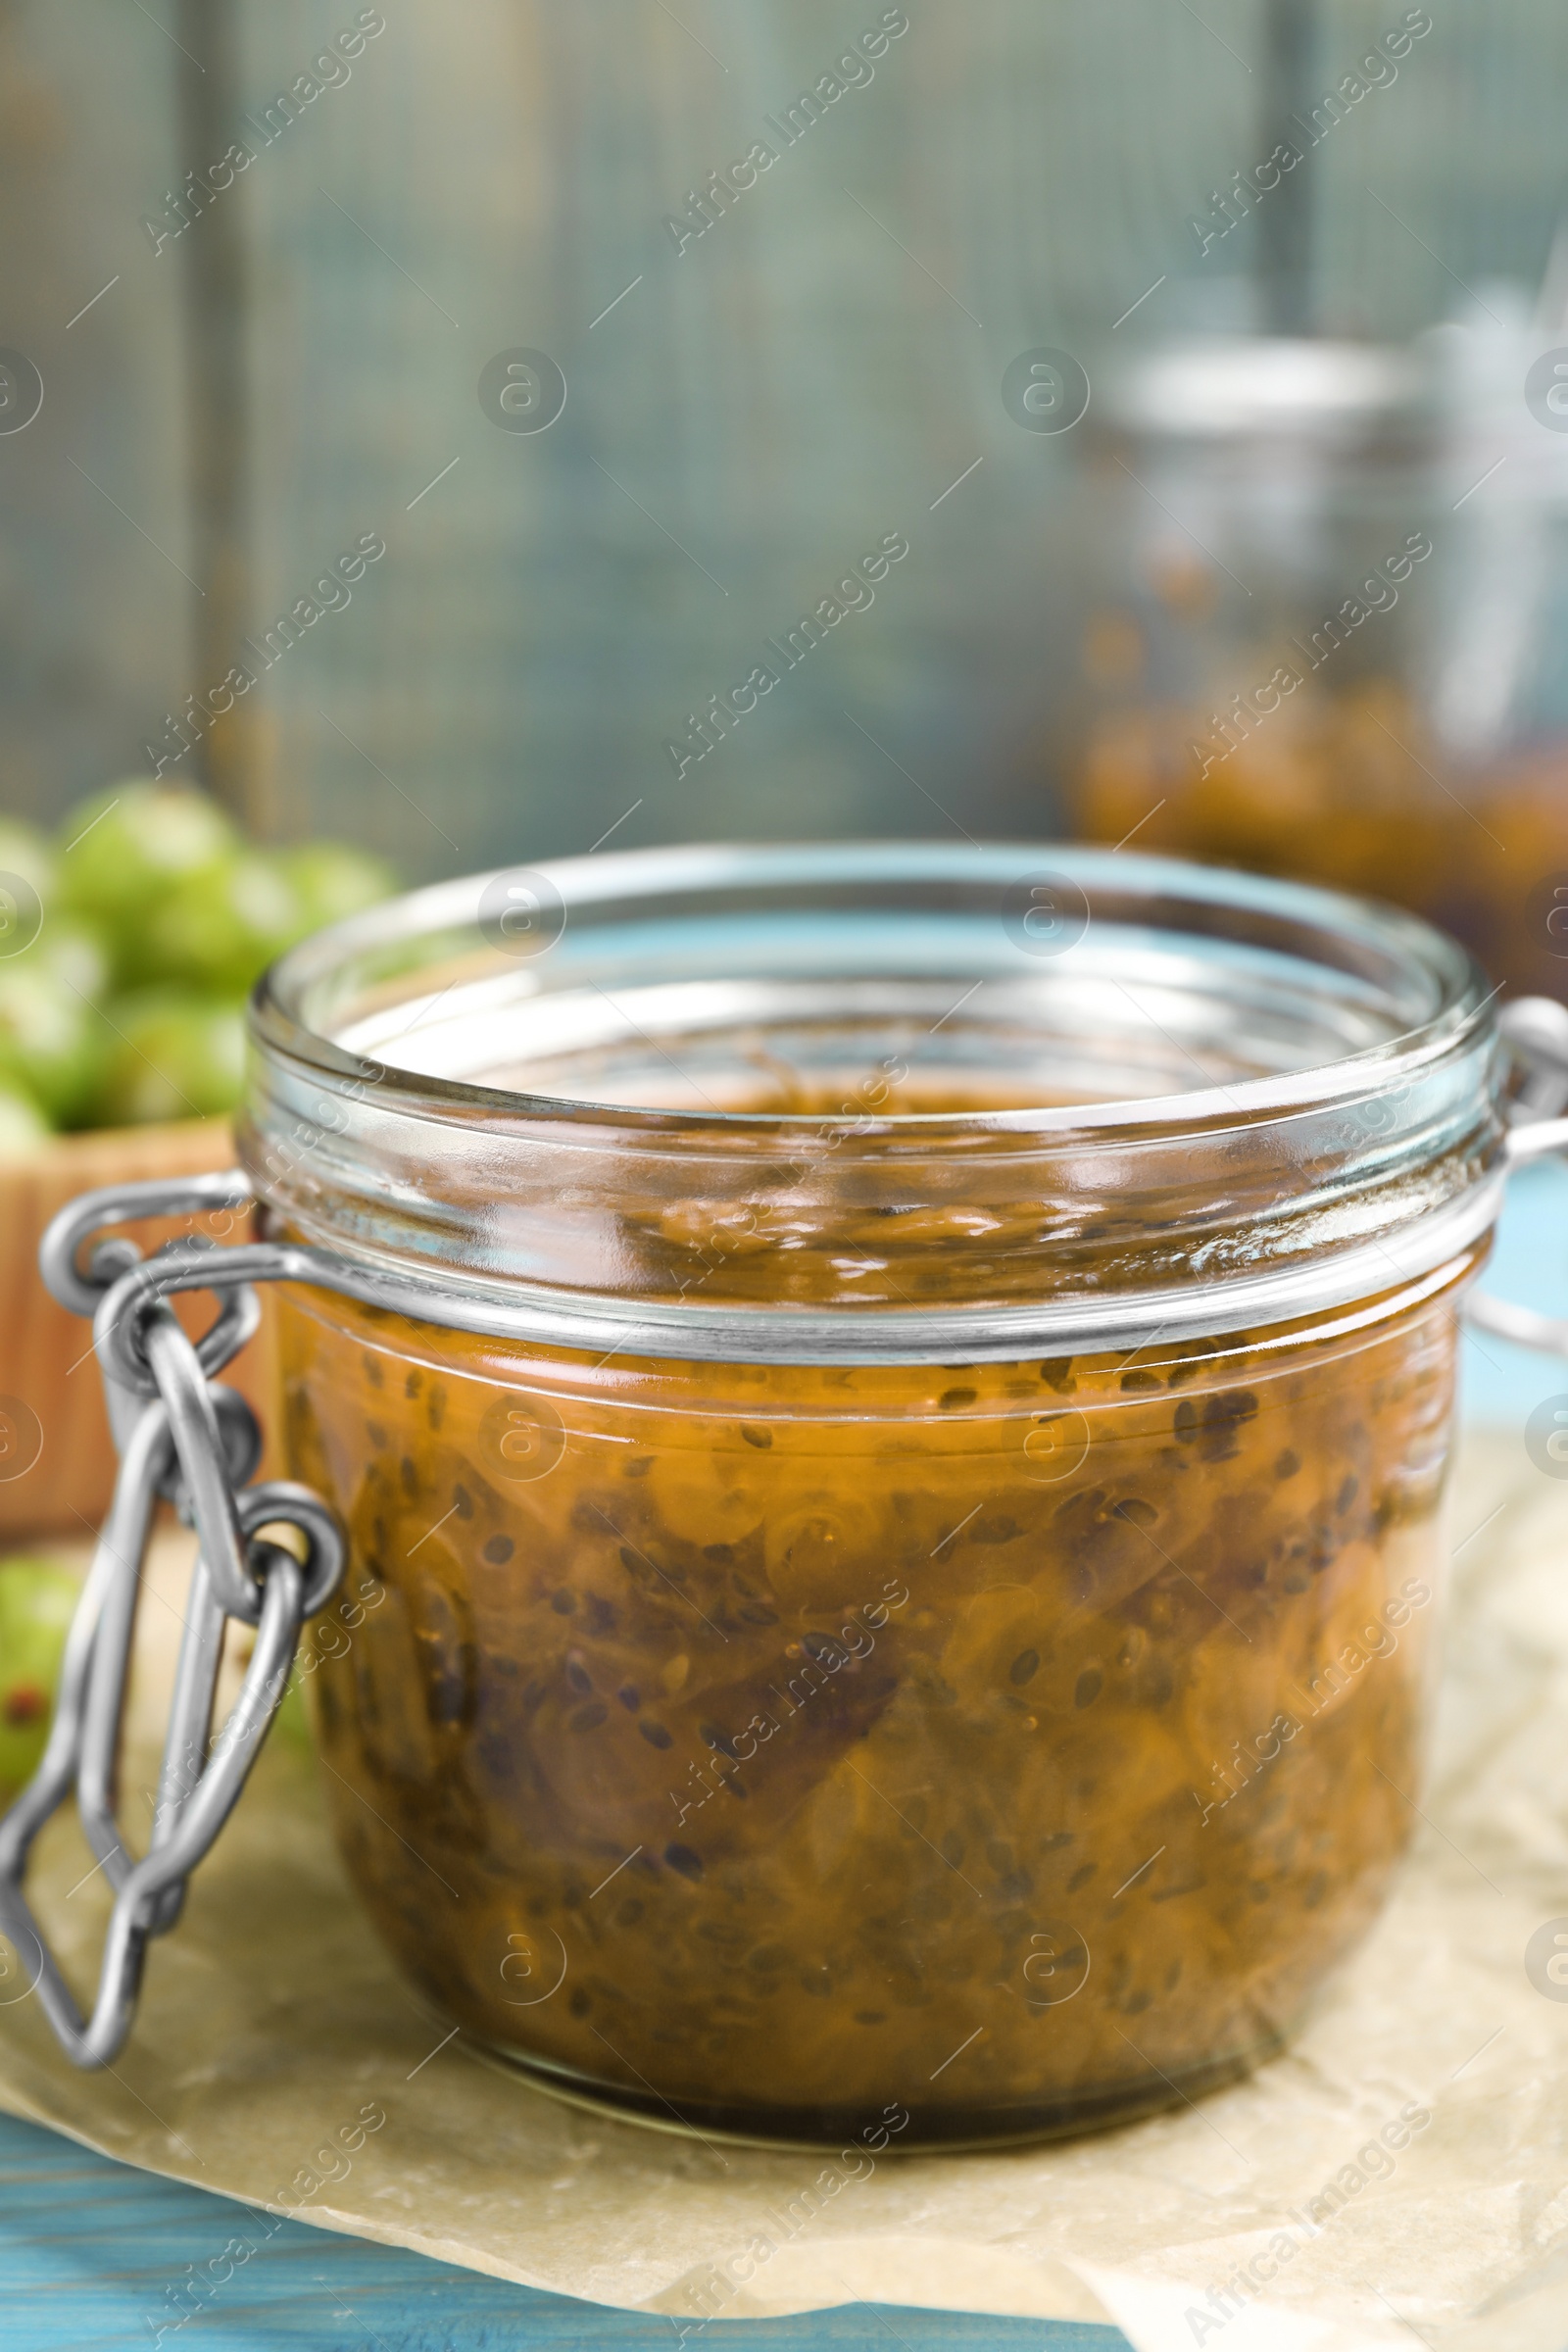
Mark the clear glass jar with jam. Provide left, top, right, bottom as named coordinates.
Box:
left=218, top=842, right=1502, bottom=2147
left=1065, top=334, right=1568, bottom=1005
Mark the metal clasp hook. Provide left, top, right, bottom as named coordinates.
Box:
left=1464, top=998, right=1568, bottom=1358
left=0, top=1173, right=343, bottom=2067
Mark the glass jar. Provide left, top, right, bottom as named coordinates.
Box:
left=224, top=843, right=1502, bottom=2148
left=1060, top=337, right=1568, bottom=1002
left=1067, top=339, right=1434, bottom=859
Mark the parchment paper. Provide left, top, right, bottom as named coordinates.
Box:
left=4, top=1431, right=1568, bottom=2351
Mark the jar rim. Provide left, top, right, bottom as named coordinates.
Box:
left=252, top=839, right=1490, bottom=1136
left=1096, top=335, right=1432, bottom=444
left=240, top=843, right=1502, bottom=1360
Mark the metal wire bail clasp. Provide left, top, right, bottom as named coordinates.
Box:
left=0, top=1171, right=344, bottom=2069
left=1465, top=1000, right=1568, bottom=1357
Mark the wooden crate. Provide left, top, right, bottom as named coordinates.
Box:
left=0, top=1122, right=279, bottom=1544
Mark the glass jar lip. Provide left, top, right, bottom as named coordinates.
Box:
left=251, top=839, right=1492, bottom=1140
left=1096, top=335, right=1433, bottom=444
left=243, top=843, right=1501, bottom=1360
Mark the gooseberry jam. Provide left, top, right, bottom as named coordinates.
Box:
left=243, top=844, right=1500, bottom=2144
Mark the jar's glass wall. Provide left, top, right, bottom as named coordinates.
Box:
left=280, top=1261, right=1464, bottom=2146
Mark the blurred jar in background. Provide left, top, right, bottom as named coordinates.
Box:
left=1420, top=295, right=1568, bottom=992
left=1066, top=330, right=1568, bottom=1000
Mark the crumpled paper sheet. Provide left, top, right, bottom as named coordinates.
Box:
left=4, top=1431, right=1568, bottom=2352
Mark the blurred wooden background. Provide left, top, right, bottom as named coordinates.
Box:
left=1, top=0, right=1564, bottom=875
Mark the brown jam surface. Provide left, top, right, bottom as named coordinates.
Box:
left=277, top=1057, right=1462, bottom=2146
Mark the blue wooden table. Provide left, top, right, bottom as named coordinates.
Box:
left=0, top=2109, right=1124, bottom=2350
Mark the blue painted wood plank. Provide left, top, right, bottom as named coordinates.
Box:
left=1462, top=1156, right=1568, bottom=1425
left=0, top=2110, right=1127, bottom=2352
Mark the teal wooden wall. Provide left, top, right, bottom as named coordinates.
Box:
left=2, top=0, right=1564, bottom=874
